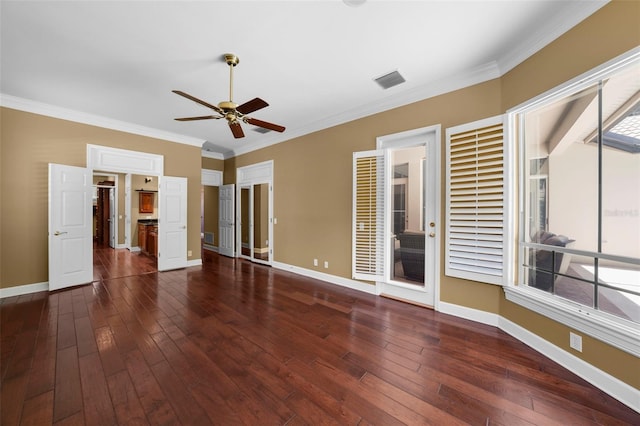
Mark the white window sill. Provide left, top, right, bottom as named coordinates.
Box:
left=503, top=286, right=640, bottom=357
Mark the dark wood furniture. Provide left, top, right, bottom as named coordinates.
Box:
left=137, top=222, right=157, bottom=257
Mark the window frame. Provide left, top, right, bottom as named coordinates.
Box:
left=505, top=47, right=640, bottom=357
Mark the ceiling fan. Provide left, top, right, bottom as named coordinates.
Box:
left=172, top=53, right=285, bottom=139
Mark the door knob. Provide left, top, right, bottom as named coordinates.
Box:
left=54, top=231, right=68, bottom=236
left=429, top=232, right=436, bottom=238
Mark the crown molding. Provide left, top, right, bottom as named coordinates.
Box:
left=201, top=150, right=225, bottom=160
left=228, top=61, right=502, bottom=159
left=0, top=94, right=206, bottom=148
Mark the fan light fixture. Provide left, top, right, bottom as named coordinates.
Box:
left=172, top=54, right=285, bottom=139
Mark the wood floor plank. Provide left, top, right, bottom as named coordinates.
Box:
left=1, top=250, right=638, bottom=425
left=53, top=346, right=83, bottom=423
left=123, top=349, right=180, bottom=425
left=78, top=351, right=117, bottom=425
left=20, top=390, right=54, bottom=426
left=106, top=370, right=150, bottom=426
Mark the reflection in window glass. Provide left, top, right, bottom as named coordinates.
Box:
left=519, top=61, right=640, bottom=323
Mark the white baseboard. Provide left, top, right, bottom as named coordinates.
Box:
left=187, top=259, right=202, bottom=267
left=272, top=261, right=378, bottom=295
left=202, top=244, right=218, bottom=252
left=439, top=301, right=639, bottom=414
left=130, top=246, right=141, bottom=253
left=438, top=301, right=501, bottom=327
left=0, top=282, right=49, bottom=298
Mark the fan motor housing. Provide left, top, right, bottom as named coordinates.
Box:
left=218, top=101, right=238, bottom=111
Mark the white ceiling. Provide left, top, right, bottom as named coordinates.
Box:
left=0, top=0, right=607, bottom=159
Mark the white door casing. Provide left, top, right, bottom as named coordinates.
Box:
left=219, top=184, right=235, bottom=257
left=49, top=163, right=93, bottom=291
left=109, top=186, right=116, bottom=248
left=158, top=176, right=188, bottom=271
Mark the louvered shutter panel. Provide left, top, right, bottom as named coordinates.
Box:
left=353, top=150, right=385, bottom=281
left=445, top=117, right=505, bottom=285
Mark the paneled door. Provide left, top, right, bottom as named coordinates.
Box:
left=218, top=184, right=235, bottom=257
left=158, top=176, right=187, bottom=271
left=48, top=163, right=93, bottom=291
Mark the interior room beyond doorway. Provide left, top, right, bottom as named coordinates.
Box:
left=92, top=172, right=159, bottom=281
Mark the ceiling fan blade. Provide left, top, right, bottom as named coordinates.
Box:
left=174, top=115, right=221, bottom=121
left=236, top=97, right=269, bottom=115
left=229, top=121, right=245, bottom=138
left=245, top=117, right=286, bottom=133
left=172, top=90, right=223, bottom=114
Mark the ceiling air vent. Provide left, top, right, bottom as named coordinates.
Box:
left=374, top=70, right=405, bottom=90
left=253, top=127, right=271, bottom=134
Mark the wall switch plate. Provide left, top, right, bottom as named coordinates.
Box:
left=187, top=250, right=192, bottom=257
left=324, top=261, right=329, bottom=269
left=570, top=332, right=582, bottom=352
left=313, top=259, right=318, bottom=266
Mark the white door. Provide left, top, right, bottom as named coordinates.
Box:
left=125, top=174, right=132, bottom=249
left=378, top=128, right=440, bottom=307
left=109, top=187, right=116, bottom=248
left=48, top=163, right=93, bottom=291
left=158, top=176, right=188, bottom=271
left=219, top=184, right=235, bottom=257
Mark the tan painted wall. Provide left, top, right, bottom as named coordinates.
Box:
left=225, top=1, right=639, bottom=389
left=0, top=108, right=202, bottom=288
left=228, top=80, right=502, bottom=297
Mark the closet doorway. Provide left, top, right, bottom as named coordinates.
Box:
left=237, top=161, right=273, bottom=266
left=239, top=183, right=271, bottom=264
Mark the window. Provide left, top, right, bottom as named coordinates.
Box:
left=506, top=51, right=640, bottom=355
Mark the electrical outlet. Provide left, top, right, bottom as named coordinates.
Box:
left=313, top=259, right=318, bottom=267
left=187, top=250, right=192, bottom=257
left=324, top=261, right=329, bottom=269
left=570, top=332, right=582, bottom=352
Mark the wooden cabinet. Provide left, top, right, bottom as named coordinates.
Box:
left=139, top=191, right=154, bottom=213
left=138, top=223, right=148, bottom=253
left=137, top=223, right=158, bottom=257
left=148, top=226, right=158, bottom=257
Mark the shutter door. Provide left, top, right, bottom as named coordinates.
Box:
left=353, top=150, right=385, bottom=281
left=446, top=117, right=505, bottom=285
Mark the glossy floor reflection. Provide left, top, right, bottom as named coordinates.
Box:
left=1, top=252, right=638, bottom=425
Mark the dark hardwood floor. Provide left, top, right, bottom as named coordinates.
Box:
left=1, top=249, right=638, bottom=425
